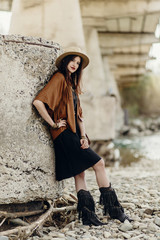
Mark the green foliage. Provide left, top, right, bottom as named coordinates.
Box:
left=119, top=74, right=151, bottom=118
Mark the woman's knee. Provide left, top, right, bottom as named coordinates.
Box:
left=74, top=171, right=85, bottom=180
left=93, top=158, right=105, bottom=171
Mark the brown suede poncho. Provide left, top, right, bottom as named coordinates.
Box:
left=34, top=72, right=83, bottom=140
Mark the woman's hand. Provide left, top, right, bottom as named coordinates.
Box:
left=80, top=138, right=89, bottom=149
left=56, top=119, right=67, bottom=128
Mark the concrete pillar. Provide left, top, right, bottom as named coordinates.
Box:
left=83, top=27, right=107, bottom=96
left=0, top=34, right=63, bottom=204
left=102, top=56, right=121, bottom=100
left=79, top=27, right=116, bottom=140
left=9, top=0, right=86, bottom=49
left=103, top=56, right=124, bottom=130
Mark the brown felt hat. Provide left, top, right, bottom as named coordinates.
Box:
left=55, top=47, right=89, bottom=69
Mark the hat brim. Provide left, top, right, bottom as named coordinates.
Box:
left=55, top=51, right=89, bottom=69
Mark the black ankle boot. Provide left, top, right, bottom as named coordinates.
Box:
left=77, top=189, right=105, bottom=226
left=99, top=184, right=132, bottom=222
left=108, top=206, right=131, bottom=223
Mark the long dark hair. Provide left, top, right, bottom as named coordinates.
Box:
left=58, top=55, right=83, bottom=95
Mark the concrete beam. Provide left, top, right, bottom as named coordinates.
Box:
left=117, top=75, right=145, bottom=87
left=20, top=0, right=42, bottom=9
left=99, top=32, right=158, bottom=48
left=108, top=53, right=149, bottom=65
left=82, top=13, right=160, bottom=33
left=117, top=81, right=142, bottom=87
left=143, top=12, right=160, bottom=32
left=80, top=0, right=160, bottom=33
left=80, top=0, right=160, bottom=19
left=113, top=45, right=152, bottom=54
left=110, top=62, right=146, bottom=69
left=118, top=75, right=143, bottom=82
left=113, top=66, right=146, bottom=77
left=101, top=44, right=152, bottom=55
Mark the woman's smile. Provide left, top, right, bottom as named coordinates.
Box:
left=67, top=56, right=81, bottom=73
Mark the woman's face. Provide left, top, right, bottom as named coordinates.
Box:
left=67, top=56, right=81, bottom=74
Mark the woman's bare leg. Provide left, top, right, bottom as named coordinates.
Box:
left=74, top=171, right=87, bottom=192
left=92, top=159, right=110, bottom=188
left=94, top=159, right=131, bottom=222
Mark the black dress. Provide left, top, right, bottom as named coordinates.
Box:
left=54, top=90, right=101, bottom=181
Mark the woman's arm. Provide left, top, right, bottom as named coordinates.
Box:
left=33, top=100, right=66, bottom=128
left=77, top=117, right=86, bottom=137
left=33, top=100, right=54, bottom=127
left=77, top=117, right=89, bottom=149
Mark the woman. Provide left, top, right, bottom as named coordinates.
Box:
left=33, top=47, right=131, bottom=226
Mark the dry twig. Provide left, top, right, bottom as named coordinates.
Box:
left=69, top=193, right=78, bottom=202
left=0, top=217, right=6, bottom=227
left=9, top=218, right=29, bottom=226
left=0, top=209, right=44, bottom=219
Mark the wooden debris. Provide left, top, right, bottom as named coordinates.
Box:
left=0, top=201, right=77, bottom=238
left=70, top=193, right=78, bottom=202
left=0, top=217, right=6, bottom=227
left=9, top=218, right=29, bottom=226
left=0, top=209, right=44, bottom=219
left=52, top=205, right=76, bottom=213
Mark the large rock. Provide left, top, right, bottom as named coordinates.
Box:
left=0, top=34, right=63, bottom=204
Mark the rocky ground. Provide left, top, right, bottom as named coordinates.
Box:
left=27, top=143, right=160, bottom=240
left=120, top=117, right=160, bottom=137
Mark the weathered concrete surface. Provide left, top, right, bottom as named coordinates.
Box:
left=0, top=34, right=63, bottom=204
left=9, top=0, right=86, bottom=50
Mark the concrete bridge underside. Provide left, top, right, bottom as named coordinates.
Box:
left=80, top=0, right=160, bottom=87
left=1, top=0, right=159, bottom=87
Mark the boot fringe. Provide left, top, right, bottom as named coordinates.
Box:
left=77, top=189, right=95, bottom=220
left=82, top=207, right=105, bottom=226
left=99, top=187, right=124, bottom=215
left=77, top=189, right=105, bottom=226
left=99, top=185, right=132, bottom=222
